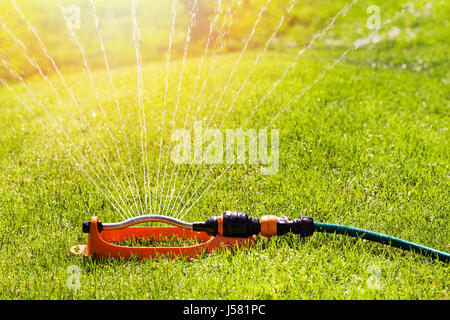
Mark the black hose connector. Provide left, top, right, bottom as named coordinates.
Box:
left=192, top=216, right=219, bottom=235
left=222, top=211, right=260, bottom=237
left=277, top=216, right=314, bottom=237
left=192, top=211, right=261, bottom=237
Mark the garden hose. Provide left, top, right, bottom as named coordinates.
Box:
left=82, top=211, right=449, bottom=262
left=313, top=222, right=449, bottom=262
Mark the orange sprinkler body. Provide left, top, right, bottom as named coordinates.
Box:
left=71, top=216, right=256, bottom=260
left=71, top=211, right=314, bottom=260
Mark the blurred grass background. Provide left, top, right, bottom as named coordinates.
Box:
left=3, top=0, right=443, bottom=81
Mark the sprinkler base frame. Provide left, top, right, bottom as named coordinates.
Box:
left=71, top=216, right=256, bottom=260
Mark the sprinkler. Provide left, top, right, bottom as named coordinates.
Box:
left=71, top=211, right=450, bottom=262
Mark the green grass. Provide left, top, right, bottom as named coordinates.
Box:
left=0, top=0, right=449, bottom=299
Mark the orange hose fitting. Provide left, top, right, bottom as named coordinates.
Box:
left=260, top=215, right=278, bottom=237
left=218, top=215, right=223, bottom=235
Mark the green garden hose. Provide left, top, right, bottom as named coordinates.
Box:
left=314, top=222, right=450, bottom=262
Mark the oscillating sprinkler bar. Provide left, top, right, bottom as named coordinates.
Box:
left=82, top=215, right=193, bottom=233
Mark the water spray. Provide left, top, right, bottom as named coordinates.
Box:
left=71, top=211, right=449, bottom=262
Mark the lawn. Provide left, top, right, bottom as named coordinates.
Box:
left=0, top=0, right=449, bottom=299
